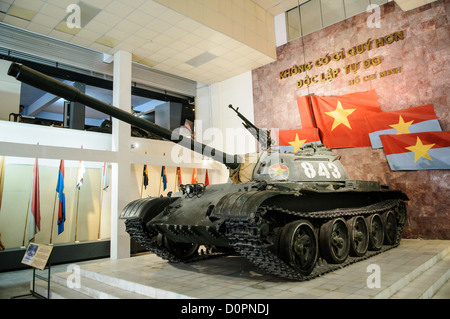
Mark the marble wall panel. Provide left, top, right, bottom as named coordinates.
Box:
left=252, top=0, right=449, bottom=239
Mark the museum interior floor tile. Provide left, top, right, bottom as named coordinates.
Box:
left=1, top=239, right=449, bottom=300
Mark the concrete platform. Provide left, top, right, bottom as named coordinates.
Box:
left=33, top=239, right=450, bottom=299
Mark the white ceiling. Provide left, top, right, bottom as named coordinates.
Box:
left=0, top=0, right=285, bottom=85
left=0, top=0, right=434, bottom=86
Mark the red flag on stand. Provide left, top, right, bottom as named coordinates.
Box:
left=191, top=168, right=198, bottom=184
left=204, top=170, right=210, bottom=186
left=177, top=167, right=182, bottom=185
left=26, top=157, right=41, bottom=243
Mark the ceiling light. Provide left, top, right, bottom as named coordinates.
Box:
left=96, top=36, right=120, bottom=48
left=136, top=58, right=158, bottom=68
left=185, top=52, right=218, bottom=67
left=7, top=6, right=36, bottom=21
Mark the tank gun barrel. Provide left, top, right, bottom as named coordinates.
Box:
left=7, top=63, right=241, bottom=170
left=228, top=104, right=272, bottom=150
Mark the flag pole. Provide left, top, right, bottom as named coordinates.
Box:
left=140, top=165, right=145, bottom=199
left=74, top=188, right=80, bottom=242
left=22, top=196, right=31, bottom=247
left=98, top=164, right=105, bottom=240
left=22, top=172, right=34, bottom=247
left=49, top=190, right=57, bottom=244
left=174, top=167, right=178, bottom=193
left=158, top=173, right=162, bottom=196
left=75, top=145, right=84, bottom=242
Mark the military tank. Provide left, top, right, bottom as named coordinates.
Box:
left=8, top=63, right=408, bottom=280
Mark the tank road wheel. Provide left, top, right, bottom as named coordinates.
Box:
left=366, top=214, right=384, bottom=251
left=347, top=216, right=369, bottom=257
left=278, top=220, right=318, bottom=276
left=320, top=218, right=350, bottom=264
left=163, top=236, right=199, bottom=260
left=383, top=210, right=398, bottom=245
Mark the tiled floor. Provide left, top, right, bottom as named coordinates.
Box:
left=1, top=239, right=449, bottom=299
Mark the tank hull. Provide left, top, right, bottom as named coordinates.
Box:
left=120, top=180, right=407, bottom=280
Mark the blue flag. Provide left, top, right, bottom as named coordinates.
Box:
left=161, top=166, right=167, bottom=190
left=56, top=160, right=65, bottom=234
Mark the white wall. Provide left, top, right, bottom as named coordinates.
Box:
left=275, top=13, right=288, bottom=47
left=196, top=71, right=256, bottom=183
left=196, top=71, right=257, bottom=157
left=0, top=120, right=219, bottom=249
left=0, top=60, right=21, bottom=121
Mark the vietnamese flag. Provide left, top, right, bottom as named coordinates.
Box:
left=367, top=104, right=442, bottom=149
left=311, top=90, right=382, bottom=148
left=277, top=128, right=321, bottom=153
left=380, top=131, right=450, bottom=170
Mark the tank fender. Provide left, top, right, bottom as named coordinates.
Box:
left=211, top=190, right=280, bottom=219
left=119, top=197, right=178, bottom=223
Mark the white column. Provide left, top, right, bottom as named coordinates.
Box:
left=110, top=50, right=132, bottom=259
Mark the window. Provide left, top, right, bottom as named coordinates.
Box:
left=344, top=0, right=369, bottom=18
left=300, top=0, right=322, bottom=36
left=287, top=7, right=301, bottom=41
left=286, top=0, right=391, bottom=42
left=321, top=0, right=345, bottom=28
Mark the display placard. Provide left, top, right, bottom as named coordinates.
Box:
left=21, top=243, right=53, bottom=270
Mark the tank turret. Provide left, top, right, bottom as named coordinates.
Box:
left=8, top=63, right=408, bottom=280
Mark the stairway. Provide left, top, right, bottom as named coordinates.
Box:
left=389, top=253, right=450, bottom=299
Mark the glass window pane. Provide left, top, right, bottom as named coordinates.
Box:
left=321, top=0, right=345, bottom=28
left=300, top=0, right=322, bottom=36
left=287, top=7, right=301, bottom=41
left=344, top=0, right=369, bottom=18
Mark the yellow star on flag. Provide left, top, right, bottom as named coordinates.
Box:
left=404, top=137, right=435, bottom=163
left=288, top=134, right=307, bottom=153
left=325, top=101, right=356, bottom=131
left=389, top=115, right=414, bottom=135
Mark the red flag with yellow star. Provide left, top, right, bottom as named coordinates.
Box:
left=310, top=90, right=382, bottom=148
left=380, top=131, right=450, bottom=170
left=366, top=104, right=441, bottom=149
left=276, top=128, right=321, bottom=153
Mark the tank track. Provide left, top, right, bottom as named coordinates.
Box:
left=124, top=218, right=227, bottom=263
left=225, top=199, right=406, bottom=281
